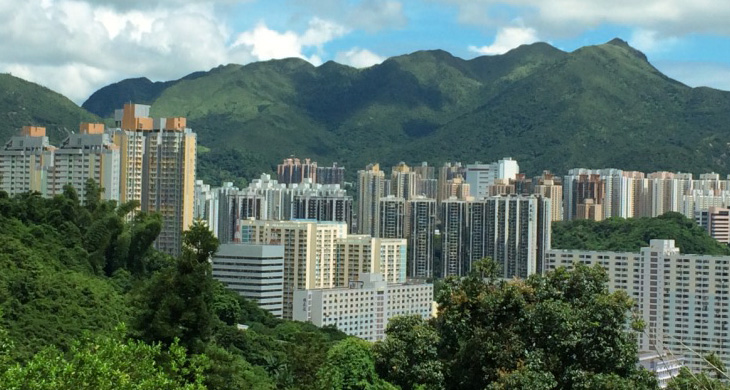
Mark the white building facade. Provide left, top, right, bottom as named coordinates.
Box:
left=293, top=273, right=433, bottom=341
left=546, top=240, right=730, bottom=373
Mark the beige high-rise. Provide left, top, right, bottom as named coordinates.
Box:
left=111, top=103, right=196, bottom=256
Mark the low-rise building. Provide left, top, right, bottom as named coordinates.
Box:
left=293, top=273, right=433, bottom=341
left=212, top=243, right=285, bottom=318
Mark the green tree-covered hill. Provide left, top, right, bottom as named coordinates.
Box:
left=81, top=38, right=730, bottom=184
left=0, top=74, right=99, bottom=144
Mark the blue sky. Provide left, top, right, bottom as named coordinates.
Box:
left=1, top=0, right=729, bottom=103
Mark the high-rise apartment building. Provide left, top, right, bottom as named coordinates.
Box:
left=546, top=240, right=730, bottom=373
left=377, top=195, right=406, bottom=238
left=316, top=162, right=345, bottom=186
left=391, top=162, right=418, bottom=201
left=563, top=170, right=605, bottom=221
left=357, top=164, right=385, bottom=236
left=111, top=103, right=196, bottom=256
left=440, top=198, right=468, bottom=277
left=468, top=195, right=551, bottom=278
left=292, top=192, right=353, bottom=229
left=648, top=172, right=693, bottom=217
left=696, top=207, right=730, bottom=244
left=0, top=126, right=54, bottom=196
left=438, top=162, right=465, bottom=203
left=408, top=196, right=436, bottom=278
left=50, top=123, right=120, bottom=203
left=335, top=234, right=407, bottom=285
left=277, top=157, right=317, bottom=185
left=465, top=158, right=519, bottom=199
left=575, top=199, right=603, bottom=221
left=141, top=118, right=196, bottom=256
left=533, top=171, right=563, bottom=221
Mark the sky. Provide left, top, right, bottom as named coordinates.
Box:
left=3, top=0, right=730, bottom=104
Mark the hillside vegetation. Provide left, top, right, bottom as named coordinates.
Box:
left=0, top=74, right=99, bottom=144
left=82, top=39, right=730, bottom=184
left=552, top=212, right=730, bottom=255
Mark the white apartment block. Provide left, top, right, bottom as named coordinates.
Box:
left=638, top=351, right=683, bottom=389
left=465, top=158, right=519, bottom=199
left=0, top=126, right=54, bottom=196
left=293, top=273, right=433, bottom=341
left=51, top=123, right=120, bottom=203
left=212, top=243, right=285, bottom=318
left=545, top=240, right=730, bottom=373
left=468, top=195, right=552, bottom=278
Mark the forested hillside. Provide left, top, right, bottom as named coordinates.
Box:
left=82, top=39, right=730, bottom=184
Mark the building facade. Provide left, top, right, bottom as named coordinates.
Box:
left=468, top=195, right=552, bottom=278
left=293, top=273, right=433, bottom=341
left=408, top=196, right=437, bottom=278
left=545, top=240, right=730, bottom=373
left=50, top=123, right=120, bottom=203
left=0, top=126, right=54, bottom=196
left=212, top=244, right=285, bottom=318
left=357, top=164, right=385, bottom=236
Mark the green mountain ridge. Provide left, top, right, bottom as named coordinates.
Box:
left=14, top=39, right=730, bottom=185
left=0, top=74, right=99, bottom=144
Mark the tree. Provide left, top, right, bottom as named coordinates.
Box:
left=435, top=258, right=657, bottom=390
left=315, top=338, right=398, bottom=390
left=0, top=327, right=206, bottom=390
left=132, top=221, right=218, bottom=354
left=668, top=353, right=730, bottom=389
left=374, top=315, right=444, bottom=390
left=183, top=219, right=219, bottom=264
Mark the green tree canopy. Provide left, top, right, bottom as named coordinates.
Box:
left=434, top=259, right=657, bottom=390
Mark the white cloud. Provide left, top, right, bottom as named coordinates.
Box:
left=440, top=0, right=730, bottom=37
left=335, top=48, right=386, bottom=68
left=0, top=0, right=350, bottom=103
left=290, top=0, right=406, bottom=33
left=348, top=0, right=406, bottom=32
left=468, top=26, right=539, bottom=55
left=629, top=29, right=679, bottom=53
left=232, top=18, right=349, bottom=65
left=655, top=61, right=730, bottom=92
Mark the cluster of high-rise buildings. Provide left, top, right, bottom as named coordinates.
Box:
left=197, top=156, right=730, bottom=373
left=4, top=119, right=729, bottom=373
left=0, top=104, right=196, bottom=255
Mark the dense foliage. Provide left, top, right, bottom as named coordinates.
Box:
left=79, top=39, right=730, bottom=183
left=1, top=187, right=724, bottom=389
left=552, top=212, right=730, bottom=255
left=0, top=187, right=350, bottom=389
left=421, top=260, right=656, bottom=390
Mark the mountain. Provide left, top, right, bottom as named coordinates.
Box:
left=81, top=71, right=207, bottom=118
left=81, top=39, right=730, bottom=183
left=0, top=74, right=99, bottom=144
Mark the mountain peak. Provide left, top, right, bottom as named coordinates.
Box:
left=604, top=37, right=648, bottom=62
left=607, top=37, right=631, bottom=47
